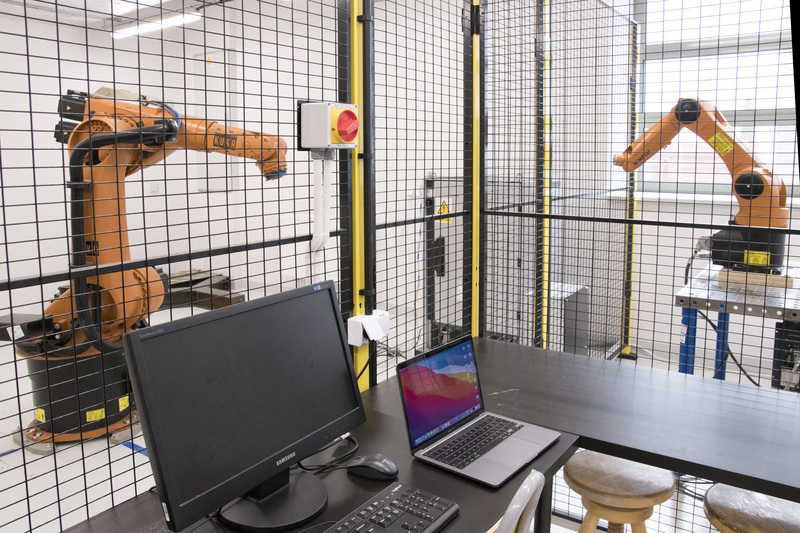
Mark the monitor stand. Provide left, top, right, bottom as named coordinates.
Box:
left=218, top=469, right=327, bottom=532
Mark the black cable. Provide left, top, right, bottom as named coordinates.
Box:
left=695, top=308, right=761, bottom=387
left=684, top=257, right=761, bottom=387
left=296, top=436, right=360, bottom=473
left=296, top=522, right=338, bottom=533
left=375, top=340, right=409, bottom=361
left=68, top=121, right=178, bottom=354
left=675, top=473, right=713, bottom=502
left=684, top=257, right=693, bottom=287
left=208, top=435, right=358, bottom=528
left=675, top=475, right=713, bottom=485
left=356, top=341, right=409, bottom=382
left=675, top=480, right=706, bottom=502
left=356, top=357, right=369, bottom=381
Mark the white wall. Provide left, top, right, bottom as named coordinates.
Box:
left=0, top=0, right=349, bottom=317
left=0, top=3, right=348, bottom=529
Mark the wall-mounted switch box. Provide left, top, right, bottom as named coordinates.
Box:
left=299, top=102, right=359, bottom=150
left=348, top=309, right=390, bottom=347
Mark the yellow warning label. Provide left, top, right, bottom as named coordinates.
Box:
left=438, top=201, right=451, bottom=222
left=710, top=132, right=734, bottom=156
left=119, top=395, right=130, bottom=412
left=744, top=250, right=770, bottom=266
left=86, top=408, right=106, bottom=423
left=35, top=408, right=46, bottom=423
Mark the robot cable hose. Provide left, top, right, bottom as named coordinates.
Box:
left=67, top=121, right=178, bottom=354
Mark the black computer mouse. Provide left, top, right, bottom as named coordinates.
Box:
left=346, top=453, right=399, bottom=480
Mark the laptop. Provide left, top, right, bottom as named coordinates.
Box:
left=397, top=336, right=560, bottom=487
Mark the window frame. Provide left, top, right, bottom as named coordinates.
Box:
left=632, top=0, right=796, bottom=197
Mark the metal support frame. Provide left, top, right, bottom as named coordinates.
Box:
left=533, top=0, right=546, bottom=347
left=678, top=307, right=698, bottom=374
left=620, top=21, right=639, bottom=359
left=350, top=0, right=375, bottom=389
left=714, top=312, right=730, bottom=379
left=360, top=0, right=378, bottom=387
left=468, top=0, right=483, bottom=338
left=337, top=0, right=354, bottom=319
left=678, top=310, right=729, bottom=380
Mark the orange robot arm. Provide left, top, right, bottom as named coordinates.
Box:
left=63, top=89, right=288, bottom=179
left=21, top=89, right=288, bottom=358
left=614, top=97, right=788, bottom=229
left=614, top=97, right=788, bottom=273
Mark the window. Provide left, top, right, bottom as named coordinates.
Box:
left=637, top=0, right=796, bottom=196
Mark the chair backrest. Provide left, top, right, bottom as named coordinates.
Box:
left=494, top=469, right=546, bottom=533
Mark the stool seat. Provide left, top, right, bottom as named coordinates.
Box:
left=704, top=484, right=800, bottom=533
left=564, top=450, right=676, bottom=508
left=564, top=450, right=676, bottom=533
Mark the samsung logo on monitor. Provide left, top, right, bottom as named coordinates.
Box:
left=276, top=452, right=296, bottom=466
left=139, top=327, right=165, bottom=338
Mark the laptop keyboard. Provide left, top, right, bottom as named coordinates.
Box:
left=423, top=415, right=523, bottom=469
left=324, top=482, right=458, bottom=533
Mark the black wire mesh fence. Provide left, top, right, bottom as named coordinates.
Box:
left=483, top=0, right=544, bottom=345
left=0, top=0, right=796, bottom=531
left=484, top=0, right=796, bottom=531
left=372, top=0, right=472, bottom=380
left=0, top=1, right=351, bottom=530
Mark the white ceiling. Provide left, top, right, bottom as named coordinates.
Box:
left=0, top=0, right=205, bottom=25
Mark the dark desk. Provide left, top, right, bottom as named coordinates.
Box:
left=63, top=409, right=577, bottom=533
left=470, top=338, right=800, bottom=502
left=64, top=341, right=580, bottom=533
left=65, top=338, right=800, bottom=533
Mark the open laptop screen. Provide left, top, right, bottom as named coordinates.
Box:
left=398, top=338, right=484, bottom=449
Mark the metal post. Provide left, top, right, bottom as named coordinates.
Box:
left=714, top=312, right=729, bottom=380
left=678, top=307, right=697, bottom=374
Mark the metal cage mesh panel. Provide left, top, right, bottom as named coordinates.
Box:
left=483, top=1, right=543, bottom=345
left=0, top=0, right=796, bottom=532
left=484, top=0, right=796, bottom=531
left=0, top=1, right=351, bottom=530
left=484, top=0, right=636, bottom=355
left=372, top=0, right=470, bottom=380
left=546, top=0, right=635, bottom=357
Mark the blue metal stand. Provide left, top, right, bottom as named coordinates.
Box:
left=679, top=307, right=697, bottom=374
left=714, top=312, right=730, bottom=380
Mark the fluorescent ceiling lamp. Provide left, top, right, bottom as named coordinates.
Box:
left=112, top=12, right=202, bottom=39
left=113, top=0, right=164, bottom=17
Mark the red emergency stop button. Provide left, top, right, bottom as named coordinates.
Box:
left=331, top=108, right=359, bottom=144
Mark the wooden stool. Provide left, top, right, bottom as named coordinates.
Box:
left=704, top=483, right=800, bottom=533
left=563, top=450, right=676, bottom=533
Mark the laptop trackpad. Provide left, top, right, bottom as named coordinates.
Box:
left=482, top=436, right=543, bottom=467
left=515, top=424, right=561, bottom=447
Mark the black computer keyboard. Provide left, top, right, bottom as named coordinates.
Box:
left=324, top=482, right=459, bottom=533
left=423, top=415, right=522, bottom=469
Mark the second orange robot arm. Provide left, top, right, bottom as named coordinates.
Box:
left=614, top=97, right=788, bottom=229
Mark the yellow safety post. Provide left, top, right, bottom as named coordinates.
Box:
left=351, top=0, right=369, bottom=390
left=471, top=0, right=481, bottom=338
left=620, top=22, right=640, bottom=359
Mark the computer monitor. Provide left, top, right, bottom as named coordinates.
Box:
left=123, top=281, right=366, bottom=532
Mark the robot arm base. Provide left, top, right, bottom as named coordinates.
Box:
left=711, top=225, right=787, bottom=274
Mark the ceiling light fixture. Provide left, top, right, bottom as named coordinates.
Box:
left=112, top=0, right=165, bottom=17
left=112, top=12, right=202, bottom=39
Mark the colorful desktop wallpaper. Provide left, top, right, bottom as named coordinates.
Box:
left=399, top=346, right=482, bottom=447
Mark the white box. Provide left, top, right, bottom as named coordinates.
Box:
left=348, top=310, right=391, bottom=347
left=300, top=102, right=359, bottom=150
